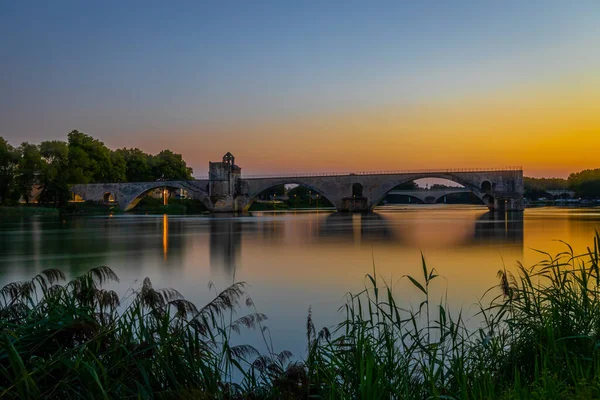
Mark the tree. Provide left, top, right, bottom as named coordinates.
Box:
left=287, top=185, right=309, bottom=199
left=115, top=148, right=154, bottom=182
left=258, top=184, right=286, bottom=200
left=152, top=150, right=193, bottom=181
left=523, top=177, right=569, bottom=200
left=567, top=169, right=600, bottom=199
left=0, top=137, right=20, bottom=204
left=67, top=130, right=125, bottom=183
left=39, top=140, right=70, bottom=207
left=392, top=181, right=419, bottom=190
left=108, top=150, right=127, bottom=182
left=16, top=142, right=44, bottom=203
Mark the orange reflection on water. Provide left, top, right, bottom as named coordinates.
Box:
left=163, top=214, right=168, bottom=261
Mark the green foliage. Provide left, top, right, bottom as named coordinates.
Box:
left=0, top=138, right=20, bottom=204
left=5, top=237, right=600, bottom=397
left=0, top=206, right=59, bottom=217
left=257, top=184, right=286, bottom=200
left=0, top=132, right=194, bottom=208
left=15, top=143, right=43, bottom=204
left=0, top=267, right=279, bottom=398
left=301, top=233, right=600, bottom=399
left=287, top=185, right=309, bottom=199
left=132, top=196, right=209, bottom=214
left=152, top=149, right=194, bottom=181
left=38, top=140, right=70, bottom=207
left=67, top=130, right=126, bottom=183
left=115, top=148, right=154, bottom=182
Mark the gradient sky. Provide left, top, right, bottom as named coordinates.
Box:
left=1, top=1, right=599, bottom=177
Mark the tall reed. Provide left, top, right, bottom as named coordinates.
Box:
left=4, top=233, right=600, bottom=398
left=0, top=266, right=286, bottom=399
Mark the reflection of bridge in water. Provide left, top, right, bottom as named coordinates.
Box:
left=206, top=211, right=524, bottom=276
left=316, top=212, right=523, bottom=246
left=209, top=217, right=243, bottom=275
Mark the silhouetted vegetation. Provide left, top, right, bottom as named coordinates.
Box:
left=0, top=131, right=193, bottom=207
left=5, top=237, right=600, bottom=397
left=568, top=169, right=600, bottom=199
left=132, top=196, right=210, bottom=214
left=250, top=184, right=334, bottom=211
left=524, top=177, right=569, bottom=199
left=393, top=181, right=419, bottom=190
left=524, top=174, right=600, bottom=201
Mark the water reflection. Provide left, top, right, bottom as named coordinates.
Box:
left=200, top=210, right=525, bottom=276
left=318, top=213, right=397, bottom=243
left=209, top=217, right=242, bottom=276
left=312, top=210, right=523, bottom=248
left=5, top=207, right=600, bottom=360
left=163, top=214, right=168, bottom=260
left=474, top=212, right=524, bottom=244
left=0, top=209, right=528, bottom=282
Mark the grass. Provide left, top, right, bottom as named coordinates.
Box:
left=0, top=206, right=60, bottom=217
left=131, top=197, right=210, bottom=214
left=4, top=235, right=600, bottom=398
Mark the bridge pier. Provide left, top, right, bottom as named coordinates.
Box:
left=492, top=196, right=524, bottom=212
left=340, top=197, right=369, bottom=212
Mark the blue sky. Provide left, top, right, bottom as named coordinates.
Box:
left=1, top=1, right=599, bottom=176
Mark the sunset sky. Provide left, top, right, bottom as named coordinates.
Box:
left=1, top=1, right=599, bottom=178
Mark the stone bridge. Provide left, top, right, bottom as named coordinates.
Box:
left=70, top=153, right=524, bottom=213
left=386, top=188, right=472, bottom=203
left=71, top=180, right=210, bottom=212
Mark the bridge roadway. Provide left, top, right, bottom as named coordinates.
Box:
left=71, top=161, right=524, bottom=213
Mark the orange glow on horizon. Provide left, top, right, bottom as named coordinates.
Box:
left=120, top=71, right=600, bottom=179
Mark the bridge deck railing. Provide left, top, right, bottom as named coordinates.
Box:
left=238, top=167, right=523, bottom=180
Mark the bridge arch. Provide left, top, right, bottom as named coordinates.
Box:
left=102, top=192, right=116, bottom=204
left=121, top=182, right=209, bottom=211
left=242, top=179, right=338, bottom=211
left=369, top=173, right=489, bottom=210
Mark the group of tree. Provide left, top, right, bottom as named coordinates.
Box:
left=524, top=172, right=600, bottom=200
left=567, top=169, right=600, bottom=199
left=524, top=177, right=569, bottom=199
left=0, top=130, right=193, bottom=207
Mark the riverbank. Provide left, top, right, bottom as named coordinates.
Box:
left=0, top=205, right=60, bottom=216
left=2, top=234, right=600, bottom=398
left=0, top=198, right=211, bottom=217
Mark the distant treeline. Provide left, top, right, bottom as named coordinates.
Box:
left=525, top=171, right=600, bottom=199
left=0, top=131, right=193, bottom=207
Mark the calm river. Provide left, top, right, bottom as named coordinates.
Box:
left=1, top=206, right=600, bottom=357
